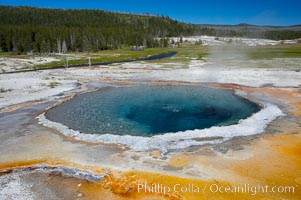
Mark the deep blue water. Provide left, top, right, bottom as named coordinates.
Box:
left=46, top=86, right=260, bottom=136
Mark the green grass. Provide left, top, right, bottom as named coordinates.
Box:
left=174, top=46, right=208, bottom=60
left=146, top=45, right=208, bottom=66
left=1, top=44, right=301, bottom=72
left=247, top=44, right=301, bottom=60
left=48, top=81, right=60, bottom=88
left=180, top=44, right=301, bottom=61
left=33, top=48, right=170, bottom=70
left=0, top=52, right=31, bottom=59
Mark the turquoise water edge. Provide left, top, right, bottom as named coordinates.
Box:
left=46, top=85, right=260, bottom=136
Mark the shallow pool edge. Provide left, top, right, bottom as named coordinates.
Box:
left=37, top=90, right=285, bottom=153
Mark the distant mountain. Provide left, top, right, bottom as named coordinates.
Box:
left=0, top=6, right=300, bottom=54
left=199, top=23, right=301, bottom=32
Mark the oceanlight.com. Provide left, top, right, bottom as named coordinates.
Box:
left=137, top=182, right=296, bottom=196
left=208, top=184, right=295, bottom=196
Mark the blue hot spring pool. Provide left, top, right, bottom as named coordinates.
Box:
left=45, top=85, right=261, bottom=136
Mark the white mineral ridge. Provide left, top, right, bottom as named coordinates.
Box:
left=0, top=71, right=77, bottom=109
left=38, top=101, right=284, bottom=152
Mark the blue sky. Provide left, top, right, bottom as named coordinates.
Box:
left=0, top=0, right=300, bottom=26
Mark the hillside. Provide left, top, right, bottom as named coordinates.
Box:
left=0, top=6, right=199, bottom=53
left=0, top=6, right=300, bottom=54
left=199, top=23, right=301, bottom=39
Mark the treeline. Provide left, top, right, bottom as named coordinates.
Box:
left=199, top=24, right=301, bottom=39
left=0, top=6, right=300, bottom=54
left=0, top=6, right=201, bottom=54
left=264, top=31, right=301, bottom=40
